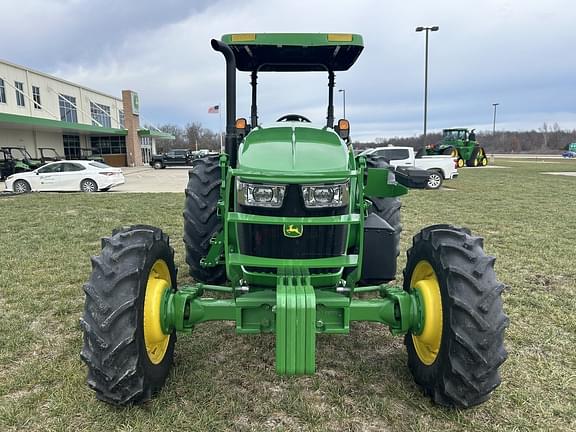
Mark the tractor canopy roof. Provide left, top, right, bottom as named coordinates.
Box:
left=221, top=33, right=364, bottom=72
left=443, top=128, right=469, bottom=132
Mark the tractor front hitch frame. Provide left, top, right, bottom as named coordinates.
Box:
left=160, top=280, right=424, bottom=374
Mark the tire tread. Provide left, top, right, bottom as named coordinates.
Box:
left=183, top=155, right=226, bottom=283
left=81, top=225, right=176, bottom=405
left=404, top=224, right=508, bottom=408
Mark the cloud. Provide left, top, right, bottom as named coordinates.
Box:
left=2, top=0, right=575, bottom=140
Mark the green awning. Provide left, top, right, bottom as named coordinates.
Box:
left=0, top=112, right=127, bottom=136
left=138, top=129, right=175, bottom=140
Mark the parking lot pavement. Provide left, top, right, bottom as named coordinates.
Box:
left=0, top=166, right=191, bottom=193
left=112, top=166, right=190, bottom=193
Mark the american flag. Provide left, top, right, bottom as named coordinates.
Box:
left=208, top=105, right=219, bottom=113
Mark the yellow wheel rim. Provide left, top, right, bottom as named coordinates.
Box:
left=411, top=260, right=443, bottom=365
left=450, top=149, right=457, bottom=158
left=457, top=159, right=464, bottom=168
left=144, top=259, right=171, bottom=364
left=482, top=158, right=488, bottom=166
left=473, top=158, right=479, bottom=167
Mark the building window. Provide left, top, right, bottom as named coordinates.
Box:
left=32, top=86, right=41, bottom=109
left=0, top=79, right=6, bottom=103
left=59, top=95, right=78, bottom=123
left=63, top=135, right=81, bottom=159
left=90, top=136, right=126, bottom=155
left=119, top=110, right=125, bottom=128
left=90, top=102, right=111, bottom=128
left=15, top=81, right=25, bottom=106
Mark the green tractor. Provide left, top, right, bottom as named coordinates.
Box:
left=80, top=33, right=507, bottom=408
left=428, top=128, right=488, bottom=168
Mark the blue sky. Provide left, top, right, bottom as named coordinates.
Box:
left=2, top=0, right=575, bottom=141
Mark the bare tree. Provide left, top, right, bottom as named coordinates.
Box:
left=185, top=122, right=220, bottom=152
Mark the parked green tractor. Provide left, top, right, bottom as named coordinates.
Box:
left=428, top=128, right=488, bottom=167
left=81, top=33, right=507, bottom=409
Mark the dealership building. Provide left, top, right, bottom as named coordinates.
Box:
left=0, top=59, right=172, bottom=167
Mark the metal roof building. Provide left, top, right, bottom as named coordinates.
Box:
left=0, top=59, right=172, bottom=167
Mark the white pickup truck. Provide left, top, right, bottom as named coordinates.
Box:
left=360, top=146, right=458, bottom=189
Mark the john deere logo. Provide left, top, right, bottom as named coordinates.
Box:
left=283, top=224, right=303, bottom=238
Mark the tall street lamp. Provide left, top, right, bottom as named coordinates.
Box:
left=492, top=103, right=500, bottom=135
left=338, top=88, right=346, bottom=118
left=415, top=25, right=439, bottom=146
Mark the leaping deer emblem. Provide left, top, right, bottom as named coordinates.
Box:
left=284, top=224, right=303, bottom=238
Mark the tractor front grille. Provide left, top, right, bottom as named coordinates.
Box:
left=237, top=184, right=347, bottom=271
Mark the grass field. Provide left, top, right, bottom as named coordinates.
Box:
left=1, top=159, right=575, bottom=432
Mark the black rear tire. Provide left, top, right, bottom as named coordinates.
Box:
left=403, top=225, right=508, bottom=408
left=466, top=146, right=481, bottom=167
left=369, top=197, right=402, bottom=258
left=426, top=170, right=443, bottom=189
left=364, top=154, right=402, bottom=258
left=80, top=225, right=177, bottom=405
left=183, top=155, right=226, bottom=284
left=351, top=154, right=402, bottom=285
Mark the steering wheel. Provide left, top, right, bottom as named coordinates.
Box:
left=276, top=114, right=312, bottom=123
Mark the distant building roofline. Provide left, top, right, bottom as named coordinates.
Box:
left=0, top=58, right=122, bottom=102
left=0, top=111, right=127, bottom=135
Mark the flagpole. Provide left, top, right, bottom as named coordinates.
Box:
left=219, top=101, right=223, bottom=153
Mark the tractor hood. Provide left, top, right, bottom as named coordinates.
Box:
left=236, top=124, right=349, bottom=175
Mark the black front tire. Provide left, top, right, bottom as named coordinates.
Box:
left=13, top=179, right=31, bottom=193
left=80, top=225, right=177, bottom=405
left=80, top=179, right=98, bottom=192
left=403, top=225, right=508, bottom=408
left=153, top=161, right=163, bottom=169
left=183, top=155, right=226, bottom=284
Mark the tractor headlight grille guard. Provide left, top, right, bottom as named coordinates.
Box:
left=237, top=181, right=286, bottom=208
left=302, top=182, right=349, bottom=208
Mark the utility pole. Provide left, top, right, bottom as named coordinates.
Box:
left=338, top=89, right=346, bottom=118
left=492, top=103, right=500, bottom=135
left=416, top=25, right=439, bottom=146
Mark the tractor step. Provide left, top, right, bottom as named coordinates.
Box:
left=275, top=270, right=316, bottom=375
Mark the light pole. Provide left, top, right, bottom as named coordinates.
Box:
left=338, top=89, right=346, bottom=118
left=492, top=103, right=499, bottom=135
left=415, top=25, right=439, bottom=146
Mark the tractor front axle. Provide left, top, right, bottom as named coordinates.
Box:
left=160, top=278, right=424, bottom=375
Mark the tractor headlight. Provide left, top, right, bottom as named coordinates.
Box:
left=237, top=181, right=286, bottom=208
left=302, top=182, right=349, bottom=208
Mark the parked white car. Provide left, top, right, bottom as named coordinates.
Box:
left=5, top=160, right=125, bottom=193
left=360, top=146, right=458, bottom=189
